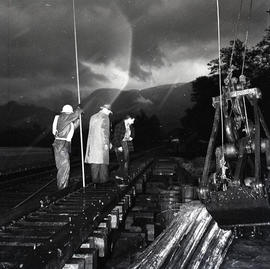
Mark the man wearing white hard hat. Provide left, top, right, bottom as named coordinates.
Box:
left=52, top=104, right=83, bottom=190
left=85, top=104, right=112, bottom=183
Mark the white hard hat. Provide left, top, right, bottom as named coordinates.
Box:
left=61, top=104, right=73, bottom=114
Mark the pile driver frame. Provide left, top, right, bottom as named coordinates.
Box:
left=198, top=86, right=270, bottom=228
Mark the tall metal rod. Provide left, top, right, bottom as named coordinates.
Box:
left=72, top=0, right=85, bottom=187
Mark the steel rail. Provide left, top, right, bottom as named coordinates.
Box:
left=0, top=148, right=161, bottom=227
left=0, top=157, right=153, bottom=269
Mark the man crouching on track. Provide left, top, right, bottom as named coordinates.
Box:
left=52, top=104, right=83, bottom=190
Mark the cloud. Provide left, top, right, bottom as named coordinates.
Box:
left=0, top=0, right=269, bottom=107
left=1, top=0, right=134, bottom=104
left=135, top=95, right=153, bottom=105
left=81, top=61, right=130, bottom=90
left=121, top=0, right=269, bottom=74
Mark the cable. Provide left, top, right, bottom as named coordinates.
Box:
left=229, top=0, right=243, bottom=69
left=240, top=0, right=253, bottom=137
left=216, top=0, right=224, bottom=157
left=241, top=0, right=253, bottom=75
left=267, top=9, right=270, bottom=29
left=242, top=96, right=250, bottom=137
left=72, top=0, right=86, bottom=187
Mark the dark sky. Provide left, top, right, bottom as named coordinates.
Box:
left=1, top=0, right=269, bottom=110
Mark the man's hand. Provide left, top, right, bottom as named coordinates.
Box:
left=76, top=104, right=84, bottom=115
left=117, top=147, right=123, bottom=152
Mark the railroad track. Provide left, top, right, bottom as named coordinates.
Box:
left=0, top=156, right=84, bottom=189
left=0, top=148, right=161, bottom=218
left=0, top=160, right=84, bottom=217
left=0, top=155, right=154, bottom=269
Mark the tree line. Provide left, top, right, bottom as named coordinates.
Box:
left=181, top=27, right=270, bottom=141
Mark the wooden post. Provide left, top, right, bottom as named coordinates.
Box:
left=253, top=98, right=261, bottom=185
left=201, top=105, right=221, bottom=187
left=258, top=107, right=270, bottom=140
left=233, top=138, right=247, bottom=182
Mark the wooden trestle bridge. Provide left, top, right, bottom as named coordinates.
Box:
left=0, top=153, right=153, bottom=268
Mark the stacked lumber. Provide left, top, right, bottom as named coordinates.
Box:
left=129, top=201, right=233, bottom=269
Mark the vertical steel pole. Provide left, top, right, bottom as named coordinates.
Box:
left=72, top=0, right=85, bottom=187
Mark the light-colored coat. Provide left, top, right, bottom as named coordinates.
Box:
left=85, top=111, right=110, bottom=164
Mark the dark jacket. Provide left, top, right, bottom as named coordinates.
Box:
left=52, top=107, right=82, bottom=153
left=55, top=108, right=81, bottom=140
left=112, top=121, right=135, bottom=150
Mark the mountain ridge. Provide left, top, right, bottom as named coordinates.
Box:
left=0, top=82, right=193, bottom=146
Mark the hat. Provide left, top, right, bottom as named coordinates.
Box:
left=100, top=104, right=112, bottom=113
left=61, top=104, right=73, bottom=114
left=124, top=114, right=135, bottom=124
left=124, top=113, right=135, bottom=120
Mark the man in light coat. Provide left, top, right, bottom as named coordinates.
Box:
left=85, top=104, right=112, bottom=183
left=52, top=104, right=82, bottom=190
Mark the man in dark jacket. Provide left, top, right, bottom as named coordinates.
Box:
left=112, top=114, right=135, bottom=179
left=52, top=104, right=82, bottom=190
